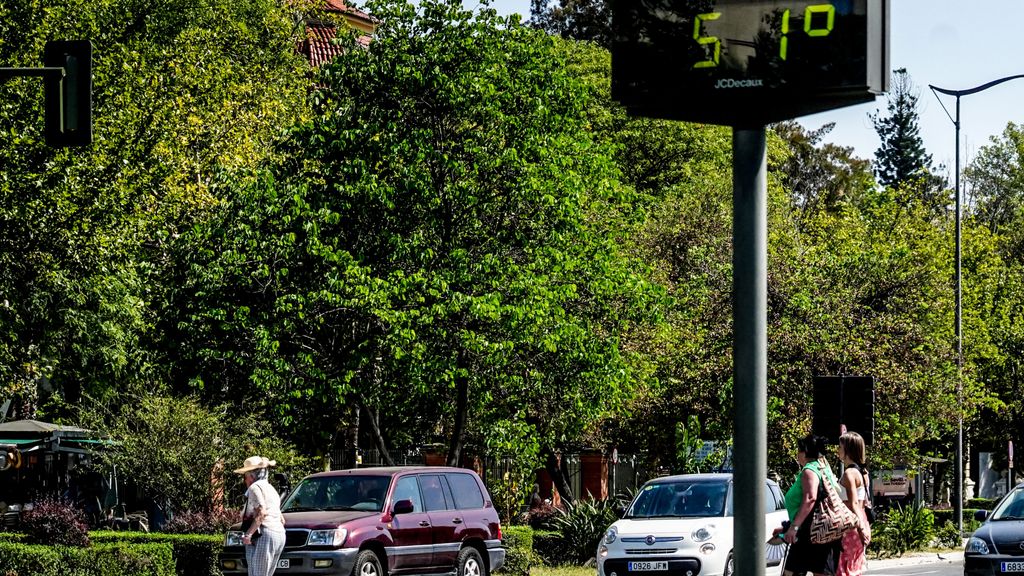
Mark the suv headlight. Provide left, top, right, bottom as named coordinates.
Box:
left=308, top=527, right=348, bottom=547
left=604, top=526, right=618, bottom=544
left=691, top=524, right=717, bottom=542
left=966, top=537, right=990, bottom=555
left=225, top=531, right=245, bottom=547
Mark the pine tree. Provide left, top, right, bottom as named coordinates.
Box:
left=870, top=68, right=937, bottom=189
left=530, top=0, right=612, bottom=47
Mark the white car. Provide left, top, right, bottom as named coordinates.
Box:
left=597, top=473, right=790, bottom=576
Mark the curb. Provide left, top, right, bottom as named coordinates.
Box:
left=867, top=551, right=964, bottom=570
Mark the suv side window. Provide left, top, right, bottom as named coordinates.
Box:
left=769, top=484, right=786, bottom=510
left=446, top=473, right=484, bottom=509
left=419, top=474, right=449, bottom=511
left=392, top=476, right=424, bottom=513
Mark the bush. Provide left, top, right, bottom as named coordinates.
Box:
left=0, top=540, right=175, bottom=576
left=162, top=508, right=241, bottom=535
left=869, top=501, right=935, bottom=558
left=968, top=498, right=997, bottom=510
left=500, top=526, right=534, bottom=576
left=932, top=508, right=980, bottom=528
left=20, top=496, right=90, bottom=547
left=532, top=530, right=563, bottom=565
left=548, top=498, right=619, bottom=565
left=933, top=520, right=963, bottom=549
left=91, top=531, right=224, bottom=576
left=524, top=502, right=560, bottom=530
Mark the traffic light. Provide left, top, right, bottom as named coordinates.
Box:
left=43, top=40, right=92, bottom=147
left=812, top=375, right=875, bottom=445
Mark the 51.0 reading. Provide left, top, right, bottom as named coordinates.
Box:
left=693, top=4, right=837, bottom=69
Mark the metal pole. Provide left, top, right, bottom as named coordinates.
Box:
left=953, top=94, right=963, bottom=536
left=733, top=126, right=767, bottom=576
left=931, top=75, right=1024, bottom=535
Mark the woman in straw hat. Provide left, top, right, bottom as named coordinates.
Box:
left=236, top=456, right=286, bottom=576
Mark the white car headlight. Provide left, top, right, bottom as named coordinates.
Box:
left=691, top=524, right=716, bottom=542
left=966, top=537, right=990, bottom=555
left=308, top=527, right=348, bottom=547
left=604, top=526, right=618, bottom=544
left=225, top=531, right=245, bottom=546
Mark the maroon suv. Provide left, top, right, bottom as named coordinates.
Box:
left=220, top=466, right=505, bottom=576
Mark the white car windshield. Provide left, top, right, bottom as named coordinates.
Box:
left=626, top=480, right=729, bottom=518
left=991, top=487, right=1024, bottom=520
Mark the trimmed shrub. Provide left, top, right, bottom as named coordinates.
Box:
left=532, top=530, right=564, bottom=565
left=91, top=531, right=223, bottom=576
left=0, top=532, right=26, bottom=543
left=20, top=496, right=90, bottom=547
left=524, top=502, right=559, bottom=530
left=934, top=520, right=963, bottom=549
left=0, top=540, right=175, bottom=576
left=932, top=508, right=980, bottom=528
left=968, top=498, right=997, bottom=511
left=499, top=526, right=534, bottom=576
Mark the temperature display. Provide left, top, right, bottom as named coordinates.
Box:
left=612, top=0, right=889, bottom=125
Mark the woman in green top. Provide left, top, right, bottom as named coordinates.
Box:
left=778, top=434, right=842, bottom=576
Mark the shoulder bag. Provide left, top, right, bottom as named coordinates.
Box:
left=809, top=458, right=860, bottom=544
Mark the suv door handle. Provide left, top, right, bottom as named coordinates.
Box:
left=451, top=518, right=463, bottom=524
left=419, top=521, right=430, bottom=527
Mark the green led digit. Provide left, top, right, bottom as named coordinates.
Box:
left=692, top=12, right=722, bottom=69
left=804, top=4, right=835, bottom=37
left=779, top=9, right=790, bottom=60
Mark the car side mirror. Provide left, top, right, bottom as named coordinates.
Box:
left=393, top=499, right=415, bottom=515
left=975, top=509, right=989, bottom=522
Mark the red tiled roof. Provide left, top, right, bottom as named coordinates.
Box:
left=298, top=0, right=373, bottom=66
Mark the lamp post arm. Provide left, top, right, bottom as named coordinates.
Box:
left=930, top=74, right=1024, bottom=97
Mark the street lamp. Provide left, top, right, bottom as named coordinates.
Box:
left=930, top=74, right=1024, bottom=536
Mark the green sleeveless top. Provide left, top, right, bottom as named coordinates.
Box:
left=784, top=459, right=839, bottom=520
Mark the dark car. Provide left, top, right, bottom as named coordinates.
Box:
left=965, top=482, right=1024, bottom=575
left=220, top=466, right=505, bottom=576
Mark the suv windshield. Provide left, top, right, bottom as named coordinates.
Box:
left=990, top=487, right=1024, bottom=520
left=626, top=480, right=729, bottom=518
left=282, top=475, right=392, bottom=513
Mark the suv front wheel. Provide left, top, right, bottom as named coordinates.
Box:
left=355, top=550, right=384, bottom=576
left=457, top=547, right=485, bottom=576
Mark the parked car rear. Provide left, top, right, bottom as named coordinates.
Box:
left=220, top=466, right=504, bottom=576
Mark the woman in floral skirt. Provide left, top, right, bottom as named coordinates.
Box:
left=837, top=432, right=871, bottom=576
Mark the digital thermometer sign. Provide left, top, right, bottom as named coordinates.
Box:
left=612, top=0, right=889, bottom=125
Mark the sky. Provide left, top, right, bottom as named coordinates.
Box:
left=467, top=0, right=1024, bottom=173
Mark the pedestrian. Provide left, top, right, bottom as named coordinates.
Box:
left=235, top=455, right=286, bottom=576
left=778, top=433, right=842, bottom=576
left=837, top=432, right=871, bottom=576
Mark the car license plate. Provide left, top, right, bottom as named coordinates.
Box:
left=1002, top=561, right=1024, bottom=572
left=277, top=559, right=290, bottom=569
left=628, top=562, right=668, bottom=571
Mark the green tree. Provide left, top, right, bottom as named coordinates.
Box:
left=171, top=0, right=663, bottom=499
left=530, top=0, right=612, bottom=47
left=0, top=0, right=313, bottom=412
left=78, top=393, right=309, bottom=514
left=965, top=123, right=1024, bottom=237
left=870, top=68, right=944, bottom=196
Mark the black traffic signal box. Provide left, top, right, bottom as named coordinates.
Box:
left=812, top=375, right=874, bottom=445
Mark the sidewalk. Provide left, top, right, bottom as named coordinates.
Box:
left=867, top=550, right=964, bottom=570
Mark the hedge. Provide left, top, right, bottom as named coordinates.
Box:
left=91, top=531, right=223, bottom=576
left=0, top=540, right=175, bottom=576
left=531, top=530, right=565, bottom=566
left=967, top=498, right=997, bottom=511
left=932, top=508, right=980, bottom=527
left=499, top=526, right=533, bottom=576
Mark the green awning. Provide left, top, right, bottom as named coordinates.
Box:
left=0, top=439, right=43, bottom=445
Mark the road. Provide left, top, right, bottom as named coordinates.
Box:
left=866, top=559, right=962, bottom=576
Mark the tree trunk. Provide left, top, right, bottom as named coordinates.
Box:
left=344, top=402, right=360, bottom=468
left=446, top=363, right=469, bottom=467
left=359, top=398, right=395, bottom=466
left=544, top=447, right=575, bottom=504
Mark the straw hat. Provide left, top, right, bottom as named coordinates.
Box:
left=234, top=455, right=277, bottom=474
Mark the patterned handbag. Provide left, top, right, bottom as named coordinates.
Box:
left=810, top=458, right=860, bottom=544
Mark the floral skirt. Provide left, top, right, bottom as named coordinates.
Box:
left=837, top=508, right=871, bottom=576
